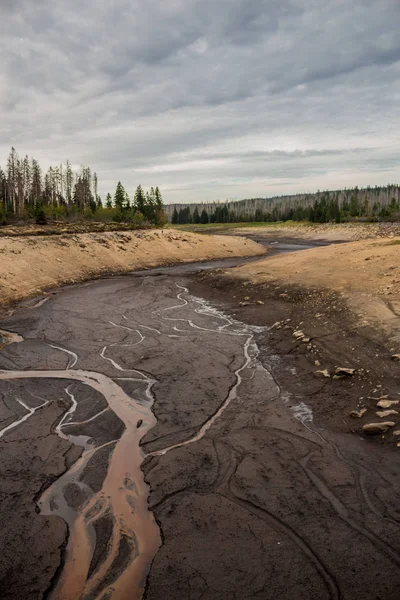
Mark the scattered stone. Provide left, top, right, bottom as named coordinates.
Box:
left=377, top=399, right=399, bottom=408
left=293, top=330, right=305, bottom=339
left=244, top=296, right=250, bottom=301
left=315, top=369, right=330, bottom=378
left=350, top=408, right=367, bottom=418
left=301, top=337, right=311, bottom=343
left=315, top=360, right=321, bottom=367
left=334, top=367, right=356, bottom=378
left=239, top=301, right=250, bottom=306
left=271, top=321, right=280, bottom=328
left=376, top=410, right=399, bottom=418
left=392, top=354, right=400, bottom=361
left=256, top=300, right=264, bottom=305
left=392, top=430, right=400, bottom=437
left=362, top=422, right=395, bottom=435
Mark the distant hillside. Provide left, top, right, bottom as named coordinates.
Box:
left=166, top=185, right=400, bottom=224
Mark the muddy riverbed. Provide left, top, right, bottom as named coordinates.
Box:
left=1, top=246, right=400, bottom=600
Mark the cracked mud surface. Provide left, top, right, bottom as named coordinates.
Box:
left=1, top=262, right=400, bottom=599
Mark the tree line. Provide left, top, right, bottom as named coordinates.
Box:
left=168, top=185, right=400, bottom=224
left=0, top=147, right=164, bottom=225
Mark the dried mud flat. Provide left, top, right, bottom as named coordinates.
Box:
left=0, top=256, right=400, bottom=600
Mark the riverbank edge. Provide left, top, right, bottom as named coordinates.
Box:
left=0, top=229, right=265, bottom=315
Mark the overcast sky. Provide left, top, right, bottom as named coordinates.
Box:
left=1, top=0, right=399, bottom=204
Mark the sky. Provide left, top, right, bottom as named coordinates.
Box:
left=0, top=0, right=399, bottom=204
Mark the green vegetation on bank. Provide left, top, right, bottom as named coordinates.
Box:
left=0, top=147, right=165, bottom=226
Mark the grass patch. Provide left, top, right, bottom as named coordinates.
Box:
left=167, top=221, right=311, bottom=234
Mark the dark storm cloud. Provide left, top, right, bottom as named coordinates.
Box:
left=0, top=0, right=399, bottom=202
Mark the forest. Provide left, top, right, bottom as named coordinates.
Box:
left=168, top=185, right=400, bottom=224
left=0, top=147, right=165, bottom=226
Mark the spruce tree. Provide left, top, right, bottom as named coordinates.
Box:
left=155, top=186, right=163, bottom=208
left=114, top=181, right=126, bottom=210
left=200, top=209, right=209, bottom=224
left=172, top=207, right=179, bottom=224
left=193, top=207, right=200, bottom=223
left=106, top=193, right=112, bottom=208
left=153, top=186, right=165, bottom=225
left=134, top=185, right=146, bottom=215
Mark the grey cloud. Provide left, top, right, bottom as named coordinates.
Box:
left=0, top=0, right=399, bottom=203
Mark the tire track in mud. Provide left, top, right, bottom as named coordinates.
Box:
left=210, top=439, right=342, bottom=600
left=300, top=451, right=400, bottom=565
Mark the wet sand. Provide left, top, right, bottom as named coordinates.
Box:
left=0, top=248, right=400, bottom=599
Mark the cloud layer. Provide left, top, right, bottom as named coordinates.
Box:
left=1, top=0, right=399, bottom=202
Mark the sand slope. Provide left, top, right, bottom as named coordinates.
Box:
left=228, top=236, right=400, bottom=345
left=0, top=229, right=264, bottom=308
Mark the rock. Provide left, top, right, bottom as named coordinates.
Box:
left=293, top=330, right=305, bottom=339
left=334, top=367, right=356, bottom=378
left=350, top=408, right=367, bottom=418
left=362, top=422, right=395, bottom=435
left=392, top=354, right=400, bottom=361
left=376, top=410, right=399, bottom=418
left=377, top=399, right=399, bottom=408
left=301, top=337, right=311, bottom=343
left=256, top=300, right=264, bottom=305
left=315, top=369, right=330, bottom=378
left=271, top=322, right=280, bottom=328
left=392, top=430, right=400, bottom=437
left=238, top=301, right=250, bottom=307
left=315, top=360, right=321, bottom=367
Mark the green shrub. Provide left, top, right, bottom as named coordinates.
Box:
left=0, top=206, right=6, bottom=226
left=35, top=206, right=47, bottom=225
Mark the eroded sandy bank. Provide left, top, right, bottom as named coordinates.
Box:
left=0, top=229, right=264, bottom=309
left=217, top=236, right=400, bottom=345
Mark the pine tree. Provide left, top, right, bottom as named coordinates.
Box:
left=114, top=181, right=126, bottom=210
left=153, top=186, right=165, bottom=225
left=193, top=207, right=200, bottom=223
left=155, top=186, right=163, bottom=208
left=134, top=185, right=146, bottom=215
left=172, top=207, right=179, bottom=224
left=106, top=193, right=113, bottom=208
left=200, top=209, right=209, bottom=224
